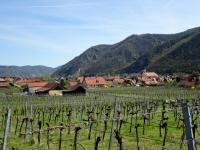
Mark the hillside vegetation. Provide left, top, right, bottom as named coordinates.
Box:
left=53, top=27, right=200, bottom=76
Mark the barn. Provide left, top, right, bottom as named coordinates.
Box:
left=62, top=85, right=86, bottom=96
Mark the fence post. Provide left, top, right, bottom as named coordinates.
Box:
left=3, top=108, right=12, bottom=150
left=182, top=102, right=196, bottom=150
left=108, top=98, right=117, bottom=150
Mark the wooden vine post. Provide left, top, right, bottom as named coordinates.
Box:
left=59, top=123, right=64, bottom=150
left=74, top=127, right=81, bottom=150
left=182, top=102, right=196, bottom=150
left=46, top=123, right=50, bottom=149
left=38, top=121, right=42, bottom=145
left=108, top=98, right=117, bottom=150
left=95, top=137, right=101, bottom=150
left=114, top=129, right=123, bottom=150
left=29, top=118, right=34, bottom=144
left=135, top=124, right=140, bottom=150
left=103, top=117, right=108, bottom=140
left=3, top=108, right=12, bottom=150
left=161, top=122, right=168, bottom=150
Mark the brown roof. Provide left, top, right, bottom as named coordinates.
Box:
left=35, top=83, right=64, bottom=94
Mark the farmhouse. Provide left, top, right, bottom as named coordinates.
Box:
left=35, top=83, right=64, bottom=95
left=141, top=72, right=160, bottom=86
left=16, top=80, right=49, bottom=94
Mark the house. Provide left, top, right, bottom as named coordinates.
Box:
left=17, top=81, right=49, bottom=94
left=0, top=78, right=9, bottom=88
left=35, top=83, right=64, bottom=95
left=106, top=76, right=125, bottom=86
left=83, top=77, right=108, bottom=87
left=180, top=74, right=200, bottom=88
left=0, top=78, right=6, bottom=82
left=0, top=82, right=9, bottom=88
left=141, top=72, right=160, bottom=86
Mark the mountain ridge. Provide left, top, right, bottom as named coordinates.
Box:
left=0, top=65, right=56, bottom=77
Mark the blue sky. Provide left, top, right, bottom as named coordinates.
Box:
left=0, top=0, right=200, bottom=67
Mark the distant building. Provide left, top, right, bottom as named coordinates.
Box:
left=0, top=78, right=6, bottom=82
left=0, top=78, right=9, bottom=88
left=35, top=83, right=64, bottom=95
left=180, top=74, right=200, bottom=88
left=0, top=82, right=9, bottom=88
left=83, top=77, right=108, bottom=87
left=105, top=76, right=125, bottom=86
left=17, top=80, right=49, bottom=94
left=141, top=72, right=160, bottom=86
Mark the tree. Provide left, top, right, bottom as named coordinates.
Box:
left=60, top=77, right=65, bottom=88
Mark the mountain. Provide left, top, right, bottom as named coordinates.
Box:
left=0, top=65, right=56, bottom=77
left=53, top=27, right=200, bottom=76
left=122, top=27, right=200, bottom=74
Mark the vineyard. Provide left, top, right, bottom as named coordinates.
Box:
left=0, top=87, right=200, bottom=150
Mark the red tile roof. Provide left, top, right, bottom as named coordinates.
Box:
left=17, top=82, right=48, bottom=88
left=16, top=79, right=35, bottom=84
left=84, top=77, right=108, bottom=86
left=0, top=82, right=9, bottom=88
left=28, top=82, right=48, bottom=87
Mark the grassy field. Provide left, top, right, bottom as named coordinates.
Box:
left=0, top=86, right=199, bottom=150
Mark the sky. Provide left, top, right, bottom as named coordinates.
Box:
left=0, top=0, right=200, bottom=68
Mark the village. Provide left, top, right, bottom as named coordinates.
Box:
left=0, top=71, right=199, bottom=96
